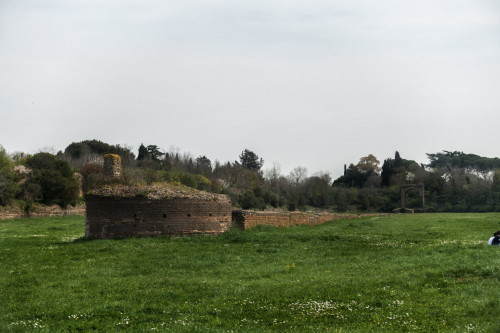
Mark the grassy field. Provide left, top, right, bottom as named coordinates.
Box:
left=1, top=214, right=500, bottom=332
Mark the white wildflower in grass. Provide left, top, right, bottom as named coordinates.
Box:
left=8, top=319, right=44, bottom=329
left=465, top=323, right=478, bottom=332
left=68, top=313, right=91, bottom=320
left=8, top=321, right=26, bottom=327
left=173, top=318, right=192, bottom=326
left=289, top=299, right=362, bottom=318
left=32, top=320, right=44, bottom=329
left=372, top=241, right=407, bottom=247
left=375, top=311, right=418, bottom=330
left=287, top=293, right=419, bottom=331
left=391, top=300, right=404, bottom=307
left=433, top=239, right=484, bottom=246
left=116, top=317, right=130, bottom=326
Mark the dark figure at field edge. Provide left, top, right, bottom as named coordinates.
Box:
left=487, top=231, right=500, bottom=245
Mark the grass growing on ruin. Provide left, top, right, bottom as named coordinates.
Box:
left=1, top=214, right=500, bottom=332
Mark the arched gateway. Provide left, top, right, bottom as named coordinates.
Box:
left=400, top=184, right=425, bottom=211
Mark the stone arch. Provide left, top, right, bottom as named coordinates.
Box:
left=400, top=184, right=425, bottom=210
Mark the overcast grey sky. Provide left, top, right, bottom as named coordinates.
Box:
left=1, top=0, right=499, bottom=178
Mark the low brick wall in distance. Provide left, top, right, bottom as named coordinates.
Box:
left=85, top=197, right=232, bottom=238
left=0, top=204, right=85, bottom=220
left=232, top=210, right=378, bottom=230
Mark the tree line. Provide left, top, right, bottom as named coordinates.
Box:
left=2, top=140, right=500, bottom=213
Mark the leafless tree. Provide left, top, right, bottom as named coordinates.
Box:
left=265, top=163, right=281, bottom=187
left=288, top=166, right=308, bottom=186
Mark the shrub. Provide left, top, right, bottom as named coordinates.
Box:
left=80, top=163, right=103, bottom=178
left=0, top=171, right=19, bottom=206
left=263, top=191, right=280, bottom=208
left=240, top=190, right=266, bottom=210
left=25, top=153, right=79, bottom=207
left=209, top=178, right=223, bottom=193
left=144, top=168, right=161, bottom=185
left=180, top=173, right=197, bottom=188
left=192, top=174, right=211, bottom=191
left=79, top=163, right=105, bottom=193
left=0, top=146, right=19, bottom=205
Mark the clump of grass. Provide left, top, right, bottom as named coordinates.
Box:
left=1, top=214, right=500, bottom=332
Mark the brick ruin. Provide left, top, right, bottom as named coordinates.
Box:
left=86, top=155, right=233, bottom=238
left=103, top=154, right=121, bottom=179
left=84, top=155, right=378, bottom=238
left=0, top=204, right=85, bottom=220
left=232, top=210, right=363, bottom=229
left=85, top=183, right=232, bottom=239
left=86, top=195, right=379, bottom=238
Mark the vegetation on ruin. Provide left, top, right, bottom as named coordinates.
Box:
left=86, top=182, right=229, bottom=201
left=1, top=213, right=500, bottom=332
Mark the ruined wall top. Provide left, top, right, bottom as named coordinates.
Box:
left=86, top=182, right=231, bottom=202
left=103, top=154, right=121, bottom=179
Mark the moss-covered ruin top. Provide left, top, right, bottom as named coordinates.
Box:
left=86, top=182, right=230, bottom=201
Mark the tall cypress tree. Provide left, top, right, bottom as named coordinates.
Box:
left=137, top=144, right=149, bottom=161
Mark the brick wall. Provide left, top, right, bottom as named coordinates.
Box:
left=85, top=197, right=232, bottom=238
left=232, top=210, right=379, bottom=229
left=0, top=204, right=85, bottom=220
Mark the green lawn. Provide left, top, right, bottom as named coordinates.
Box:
left=1, top=214, right=500, bottom=332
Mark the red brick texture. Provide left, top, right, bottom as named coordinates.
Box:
left=0, top=204, right=85, bottom=220
left=85, top=197, right=232, bottom=239
left=232, top=210, right=378, bottom=229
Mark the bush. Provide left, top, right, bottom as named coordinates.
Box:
left=81, top=173, right=106, bottom=193
left=159, top=172, right=213, bottom=191
left=79, top=163, right=103, bottom=178
left=180, top=173, right=197, bottom=188
left=144, top=168, right=161, bottom=185
left=332, top=188, right=351, bottom=211
left=0, top=146, right=20, bottom=205
left=26, top=169, right=79, bottom=206
left=240, top=191, right=266, bottom=210
left=210, top=178, right=223, bottom=193
left=192, top=174, right=211, bottom=191
left=0, top=171, right=19, bottom=206
left=263, top=191, right=280, bottom=208
left=288, top=202, right=297, bottom=211
left=25, top=153, right=79, bottom=207
left=79, top=163, right=105, bottom=192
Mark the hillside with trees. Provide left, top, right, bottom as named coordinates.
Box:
left=2, top=141, right=500, bottom=213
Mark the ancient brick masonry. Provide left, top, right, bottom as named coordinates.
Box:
left=103, top=154, right=121, bottom=179
left=0, top=204, right=85, bottom=220
left=85, top=197, right=232, bottom=238
left=85, top=183, right=232, bottom=239
left=232, top=210, right=375, bottom=229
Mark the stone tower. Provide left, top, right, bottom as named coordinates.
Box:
left=103, top=154, right=121, bottom=179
